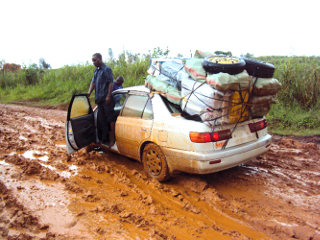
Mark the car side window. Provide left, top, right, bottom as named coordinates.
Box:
left=113, top=93, right=128, bottom=112
left=142, top=99, right=153, bottom=120
left=70, top=95, right=91, bottom=119
left=121, top=95, right=149, bottom=118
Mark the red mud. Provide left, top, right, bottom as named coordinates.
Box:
left=0, top=103, right=319, bottom=239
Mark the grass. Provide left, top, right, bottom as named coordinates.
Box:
left=257, top=56, right=320, bottom=135
left=0, top=54, right=149, bottom=107
left=258, top=56, right=320, bottom=110
left=266, top=103, right=320, bottom=136
left=1, top=52, right=319, bottom=136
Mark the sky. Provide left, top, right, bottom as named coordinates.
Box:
left=1, top=0, right=319, bottom=68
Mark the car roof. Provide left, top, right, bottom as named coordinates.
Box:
left=113, top=85, right=150, bottom=94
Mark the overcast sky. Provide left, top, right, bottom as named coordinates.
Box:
left=1, top=0, right=319, bottom=68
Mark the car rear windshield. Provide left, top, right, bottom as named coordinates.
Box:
left=160, top=95, right=181, bottom=114
left=160, top=95, right=202, bottom=122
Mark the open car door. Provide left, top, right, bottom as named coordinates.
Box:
left=65, top=94, right=96, bottom=154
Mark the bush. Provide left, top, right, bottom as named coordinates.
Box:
left=257, top=56, right=320, bottom=109
left=0, top=53, right=319, bottom=135
left=25, top=68, right=39, bottom=85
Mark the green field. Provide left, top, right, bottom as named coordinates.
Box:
left=1, top=52, right=319, bottom=136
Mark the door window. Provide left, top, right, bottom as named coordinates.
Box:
left=70, top=96, right=91, bottom=119
left=113, top=93, right=128, bottom=111
left=142, top=99, right=153, bottom=120
left=121, top=95, right=149, bottom=118
left=66, top=94, right=95, bottom=153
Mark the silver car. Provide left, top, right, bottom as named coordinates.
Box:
left=65, top=85, right=272, bottom=181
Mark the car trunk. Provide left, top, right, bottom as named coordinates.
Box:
left=211, top=118, right=267, bottom=150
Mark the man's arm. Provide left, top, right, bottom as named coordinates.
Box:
left=88, top=81, right=95, bottom=97
left=105, top=67, right=114, bottom=105
left=106, top=81, right=113, bottom=105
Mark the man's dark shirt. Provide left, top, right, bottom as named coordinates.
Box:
left=112, top=82, right=123, bottom=92
left=91, top=63, right=113, bottom=104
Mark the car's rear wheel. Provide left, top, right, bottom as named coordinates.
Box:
left=142, top=143, right=170, bottom=182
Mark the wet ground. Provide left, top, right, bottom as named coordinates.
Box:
left=0, top=104, right=319, bottom=240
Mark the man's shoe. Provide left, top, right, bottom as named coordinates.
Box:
left=93, top=146, right=103, bottom=152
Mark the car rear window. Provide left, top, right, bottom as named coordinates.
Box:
left=160, top=95, right=202, bottom=121
left=160, top=95, right=182, bottom=114
left=121, top=94, right=149, bottom=118
left=142, top=99, right=153, bottom=120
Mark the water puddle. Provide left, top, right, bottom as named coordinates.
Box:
left=241, top=165, right=269, bottom=175
left=38, top=162, right=78, bottom=178
left=271, top=146, right=303, bottom=154
left=55, top=144, right=66, bottom=148
left=300, top=169, right=320, bottom=177
left=23, top=116, right=63, bottom=129
left=23, top=123, right=37, bottom=133
left=22, top=150, right=49, bottom=162
left=293, top=156, right=315, bottom=163
left=272, top=219, right=298, bottom=227
left=0, top=162, right=86, bottom=237
left=8, top=150, right=78, bottom=178
left=69, top=165, right=78, bottom=171
left=0, top=160, right=10, bottom=166
left=55, top=140, right=66, bottom=148
left=19, top=135, right=28, bottom=141
left=0, top=125, right=18, bottom=133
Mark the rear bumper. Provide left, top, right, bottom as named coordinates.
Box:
left=162, top=134, right=272, bottom=174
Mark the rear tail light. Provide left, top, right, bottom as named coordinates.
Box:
left=249, top=119, right=268, bottom=133
left=209, top=160, right=221, bottom=164
left=189, top=132, right=211, bottom=143
left=190, top=129, right=232, bottom=143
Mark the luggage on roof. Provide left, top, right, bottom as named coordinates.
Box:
left=145, top=53, right=281, bottom=126
left=146, top=75, right=181, bottom=105
left=206, top=70, right=251, bottom=91
left=199, top=90, right=250, bottom=126
left=249, top=95, right=276, bottom=117
left=252, top=77, right=282, bottom=96
left=184, top=58, right=207, bottom=81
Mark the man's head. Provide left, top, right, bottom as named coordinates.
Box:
left=92, top=53, right=103, bottom=67
left=115, top=76, right=124, bottom=86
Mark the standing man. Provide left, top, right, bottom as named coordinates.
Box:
left=88, top=53, right=115, bottom=147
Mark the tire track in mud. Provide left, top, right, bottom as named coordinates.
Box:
left=0, top=104, right=320, bottom=240
left=65, top=149, right=264, bottom=240
left=0, top=178, right=43, bottom=239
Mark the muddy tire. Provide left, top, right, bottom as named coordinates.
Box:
left=142, top=143, right=170, bottom=182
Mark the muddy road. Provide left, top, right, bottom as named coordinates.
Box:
left=0, top=104, right=319, bottom=240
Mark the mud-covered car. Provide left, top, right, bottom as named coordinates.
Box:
left=65, top=85, right=272, bottom=181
